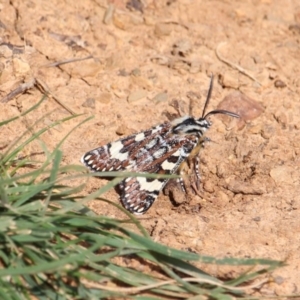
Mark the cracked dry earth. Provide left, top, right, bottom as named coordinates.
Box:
left=1, top=0, right=300, bottom=296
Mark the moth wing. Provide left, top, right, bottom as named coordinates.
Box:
left=81, top=140, right=131, bottom=172
left=120, top=136, right=198, bottom=214
left=81, top=123, right=199, bottom=214
left=81, top=124, right=169, bottom=172
left=119, top=176, right=164, bottom=214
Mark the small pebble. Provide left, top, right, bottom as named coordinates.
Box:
left=71, top=59, right=102, bottom=77
left=270, top=166, right=294, bottom=184
left=12, top=57, right=30, bottom=76
left=144, top=16, right=155, bottom=26
left=113, top=13, right=132, bottom=31
left=82, top=98, right=95, bottom=108
left=226, top=178, right=265, bottom=195
left=126, top=0, right=143, bottom=13
left=274, top=110, right=287, bottom=127
left=152, top=92, right=168, bottom=103
left=215, top=190, right=230, bottom=207
left=103, top=4, right=114, bottom=25
left=274, top=79, right=286, bottom=88
left=118, top=69, right=128, bottom=76
left=172, top=39, right=192, bottom=57
left=154, top=23, right=172, bottom=37
left=274, top=276, right=284, bottom=285
left=203, top=180, right=215, bottom=193
left=219, top=71, right=239, bottom=89
left=97, top=92, right=112, bottom=104
left=116, top=123, right=131, bottom=136
left=217, top=91, right=264, bottom=129
left=289, top=24, right=300, bottom=34
left=131, top=75, right=153, bottom=89
left=261, top=124, right=276, bottom=139
left=189, top=60, right=201, bottom=74
left=268, top=70, right=277, bottom=80
left=127, top=89, right=147, bottom=103
left=131, top=68, right=141, bottom=76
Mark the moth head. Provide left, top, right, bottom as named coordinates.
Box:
left=199, top=75, right=239, bottom=126
left=171, top=75, right=239, bottom=136
left=171, top=116, right=211, bottom=136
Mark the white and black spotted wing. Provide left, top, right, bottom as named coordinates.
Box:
left=81, top=122, right=199, bottom=214
left=81, top=123, right=170, bottom=173
left=118, top=132, right=199, bottom=214
left=81, top=76, right=239, bottom=214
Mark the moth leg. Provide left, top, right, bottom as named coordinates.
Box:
left=191, top=137, right=210, bottom=191
left=177, top=177, right=187, bottom=193
left=177, top=159, right=191, bottom=193
left=193, top=155, right=201, bottom=190
left=188, top=157, right=205, bottom=198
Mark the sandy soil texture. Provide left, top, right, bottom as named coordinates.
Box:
left=1, top=0, right=299, bottom=295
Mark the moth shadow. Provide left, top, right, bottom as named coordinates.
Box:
left=163, top=178, right=203, bottom=214
left=163, top=179, right=187, bottom=207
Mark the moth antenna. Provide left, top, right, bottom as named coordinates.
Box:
left=201, top=74, right=214, bottom=118
left=204, top=109, right=240, bottom=119
left=201, top=75, right=239, bottom=120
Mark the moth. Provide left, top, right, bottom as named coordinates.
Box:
left=81, top=76, right=239, bottom=214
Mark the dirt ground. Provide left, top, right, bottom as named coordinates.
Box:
left=1, top=0, right=300, bottom=296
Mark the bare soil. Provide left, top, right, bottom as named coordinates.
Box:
left=1, top=0, right=300, bottom=296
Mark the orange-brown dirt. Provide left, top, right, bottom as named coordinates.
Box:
left=1, top=0, right=300, bottom=296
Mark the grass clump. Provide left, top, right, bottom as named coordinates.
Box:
left=0, top=99, right=283, bottom=299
